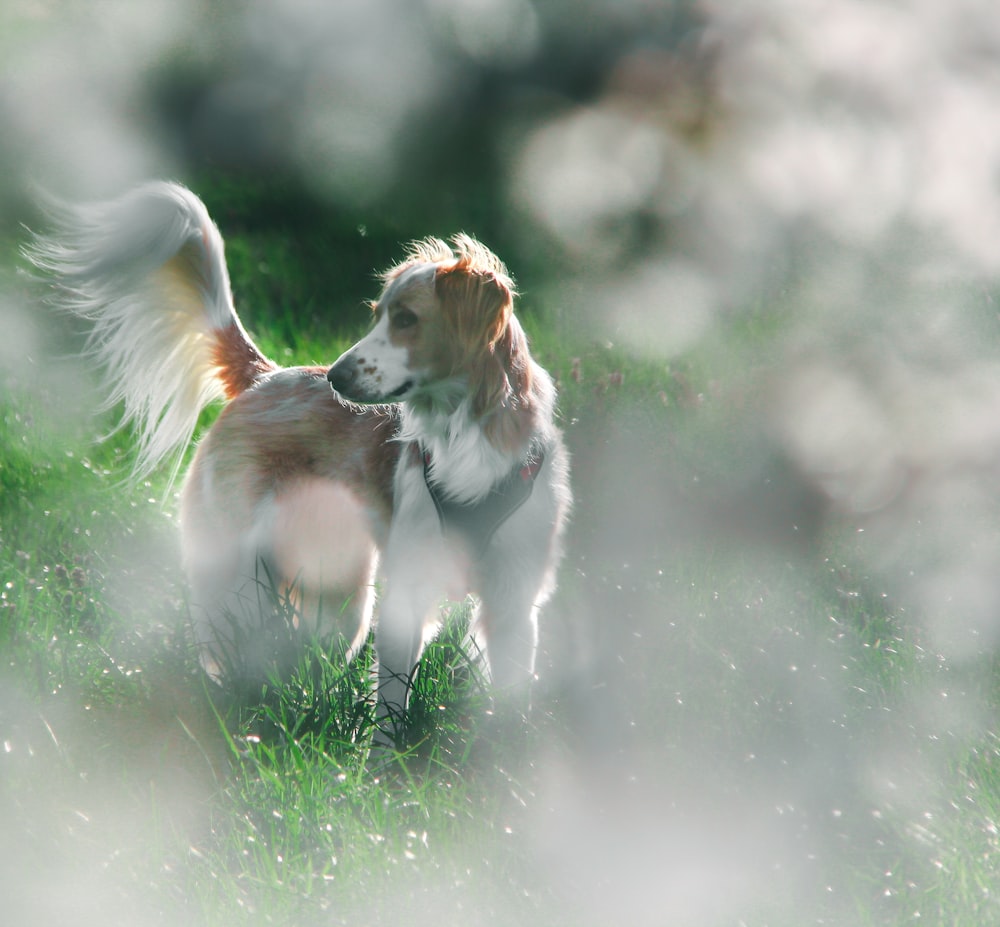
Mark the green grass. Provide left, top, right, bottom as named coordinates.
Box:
left=5, top=193, right=1000, bottom=926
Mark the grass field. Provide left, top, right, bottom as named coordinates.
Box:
left=3, top=181, right=1000, bottom=927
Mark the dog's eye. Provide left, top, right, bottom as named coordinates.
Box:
left=392, top=309, right=418, bottom=330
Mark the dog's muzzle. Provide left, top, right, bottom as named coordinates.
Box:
left=328, top=358, right=413, bottom=404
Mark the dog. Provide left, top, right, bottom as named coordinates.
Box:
left=28, top=182, right=571, bottom=743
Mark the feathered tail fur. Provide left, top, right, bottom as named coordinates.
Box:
left=25, top=182, right=275, bottom=482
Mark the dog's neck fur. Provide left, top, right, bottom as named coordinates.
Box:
left=397, top=367, right=555, bottom=504
left=398, top=395, right=515, bottom=503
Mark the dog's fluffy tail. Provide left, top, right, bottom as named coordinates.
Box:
left=26, top=182, right=276, bottom=482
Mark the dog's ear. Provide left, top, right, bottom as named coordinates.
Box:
left=436, top=263, right=536, bottom=448
left=435, top=263, right=513, bottom=356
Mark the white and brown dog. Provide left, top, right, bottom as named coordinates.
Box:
left=29, top=182, right=571, bottom=742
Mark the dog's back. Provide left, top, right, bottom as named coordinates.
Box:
left=181, top=367, right=398, bottom=681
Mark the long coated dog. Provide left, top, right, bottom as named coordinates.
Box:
left=28, top=183, right=571, bottom=744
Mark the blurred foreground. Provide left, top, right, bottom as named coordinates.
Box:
left=5, top=2, right=1000, bottom=924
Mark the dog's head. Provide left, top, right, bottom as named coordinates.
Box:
left=327, top=235, right=531, bottom=421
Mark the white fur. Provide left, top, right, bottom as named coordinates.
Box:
left=331, top=311, right=416, bottom=400
left=26, top=183, right=253, bottom=484
left=398, top=399, right=527, bottom=502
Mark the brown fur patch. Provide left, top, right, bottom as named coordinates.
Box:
left=212, top=323, right=277, bottom=399
left=189, top=368, right=400, bottom=540
left=432, top=263, right=540, bottom=452
left=479, top=316, right=541, bottom=453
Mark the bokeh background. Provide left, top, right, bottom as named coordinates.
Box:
left=5, top=1, right=1000, bottom=924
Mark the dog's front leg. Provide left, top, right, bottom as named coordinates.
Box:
left=370, top=533, right=453, bottom=749
left=476, top=584, right=541, bottom=693
left=372, top=585, right=429, bottom=747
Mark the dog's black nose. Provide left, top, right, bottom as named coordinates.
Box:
left=326, top=362, right=355, bottom=394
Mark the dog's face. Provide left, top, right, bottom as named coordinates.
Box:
left=327, top=262, right=439, bottom=403
left=327, top=237, right=516, bottom=409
